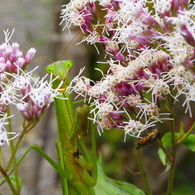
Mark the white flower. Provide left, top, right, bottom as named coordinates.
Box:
left=117, top=0, right=147, bottom=24
left=60, top=0, right=90, bottom=30
left=144, top=77, right=170, bottom=102
left=0, top=113, right=18, bottom=146
left=90, top=99, right=124, bottom=134
left=153, top=0, right=172, bottom=13
left=123, top=119, right=156, bottom=141
left=90, top=100, right=114, bottom=123
left=99, top=0, right=112, bottom=7
left=180, top=82, right=195, bottom=117
left=4, top=29, right=15, bottom=44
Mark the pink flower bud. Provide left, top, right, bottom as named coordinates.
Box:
left=25, top=48, right=36, bottom=64
left=180, top=25, right=195, bottom=47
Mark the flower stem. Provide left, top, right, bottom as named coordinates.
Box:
left=5, top=134, right=24, bottom=172
left=157, top=140, right=173, bottom=162
left=5, top=122, right=37, bottom=172
left=0, top=147, right=3, bottom=167
left=166, top=117, right=176, bottom=195
left=135, top=147, right=152, bottom=195
left=176, top=122, right=195, bottom=145
left=0, top=165, right=17, bottom=195
left=7, top=109, right=20, bottom=193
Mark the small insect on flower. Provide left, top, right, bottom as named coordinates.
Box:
left=136, top=129, right=160, bottom=149
left=46, top=60, right=73, bottom=81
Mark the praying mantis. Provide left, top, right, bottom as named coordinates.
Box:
left=46, top=60, right=97, bottom=195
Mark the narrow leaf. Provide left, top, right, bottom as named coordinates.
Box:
left=8, top=144, right=69, bottom=180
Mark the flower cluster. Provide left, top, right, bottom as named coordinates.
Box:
left=61, top=0, right=195, bottom=139
left=14, top=73, right=59, bottom=121
left=0, top=30, right=36, bottom=82
left=0, top=30, right=61, bottom=145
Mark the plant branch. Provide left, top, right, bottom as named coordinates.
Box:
left=157, top=140, right=173, bottom=162
left=176, top=122, right=195, bottom=145
left=7, top=109, right=20, bottom=193
left=0, top=165, right=17, bottom=195
left=166, top=116, right=176, bottom=195
left=135, top=147, right=152, bottom=195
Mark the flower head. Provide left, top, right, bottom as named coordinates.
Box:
left=0, top=38, right=36, bottom=75
left=62, top=0, right=195, bottom=140
left=12, top=73, right=62, bottom=121
left=0, top=30, right=62, bottom=145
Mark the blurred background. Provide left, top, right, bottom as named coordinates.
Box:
left=0, top=0, right=195, bottom=195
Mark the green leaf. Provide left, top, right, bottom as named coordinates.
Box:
left=9, top=175, right=22, bottom=191
left=94, top=157, right=145, bottom=195
left=161, top=133, right=172, bottom=147
left=0, top=176, right=22, bottom=191
left=158, top=149, right=166, bottom=165
left=158, top=133, right=173, bottom=165
left=182, top=134, right=195, bottom=152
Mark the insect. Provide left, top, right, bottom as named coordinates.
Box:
left=46, top=60, right=73, bottom=80
left=136, top=129, right=160, bottom=149
left=46, top=58, right=97, bottom=194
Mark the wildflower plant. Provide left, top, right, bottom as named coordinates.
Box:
left=0, top=30, right=66, bottom=194
left=1, top=0, right=195, bottom=195
left=60, top=0, right=195, bottom=194
left=0, top=29, right=98, bottom=195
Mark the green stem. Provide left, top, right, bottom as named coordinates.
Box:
left=5, top=133, right=24, bottom=172
left=0, top=165, right=17, bottom=195
left=91, top=116, right=97, bottom=183
left=5, top=122, right=37, bottom=172
left=7, top=109, right=20, bottom=193
left=135, top=147, right=152, bottom=195
left=166, top=117, right=176, bottom=195
left=167, top=162, right=176, bottom=195
left=0, top=146, right=3, bottom=167
left=176, top=122, right=195, bottom=145
left=157, top=140, right=173, bottom=162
